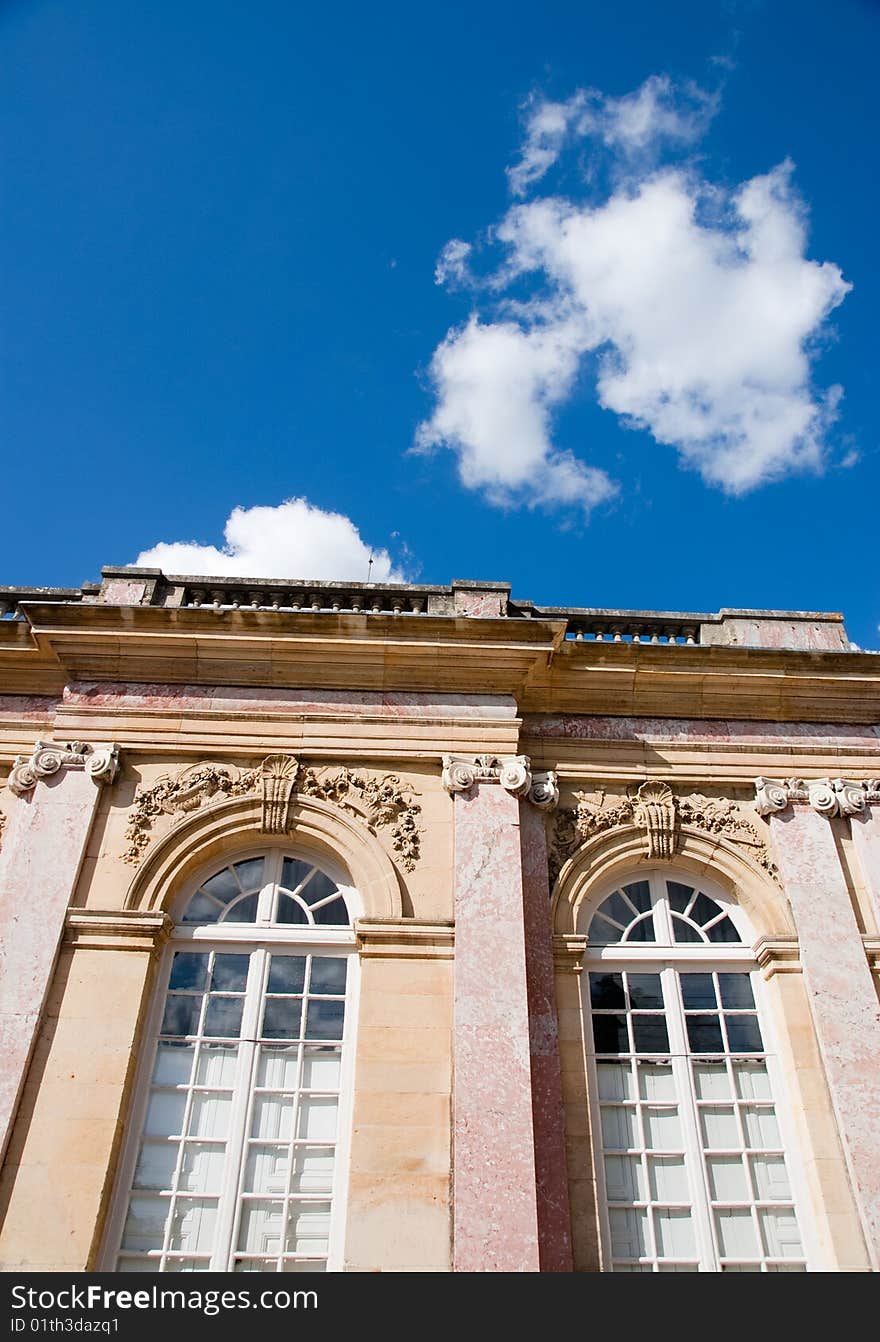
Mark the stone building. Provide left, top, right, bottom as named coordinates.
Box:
left=0, top=567, right=879, bottom=1273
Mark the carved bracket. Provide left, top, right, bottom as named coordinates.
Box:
left=7, top=739, right=120, bottom=797
left=549, top=778, right=777, bottom=887
left=754, top=776, right=880, bottom=819
left=440, top=753, right=559, bottom=810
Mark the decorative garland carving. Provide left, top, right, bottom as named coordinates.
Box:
left=548, top=779, right=778, bottom=888
left=122, top=756, right=422, bottom=872
left=122, top=762, right=259, bottom=864
left=755, top=776, right=880, bottom=819
left=7, top=739, right=120, bottom=797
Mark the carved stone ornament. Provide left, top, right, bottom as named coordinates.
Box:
left=7, top=739, right=120, bottom=797
left=440, top=753, right=559, bottom=810
left=549, top=778, right=778, bottom=888
left=122, top=756, right=423, bottom=872
left=754, top=776, right=880, bottom=819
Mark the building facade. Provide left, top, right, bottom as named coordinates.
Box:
left=1, top=567, right=879, bottom=1272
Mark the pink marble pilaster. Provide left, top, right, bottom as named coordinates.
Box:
left=519, top=802, right=573, bottom=1271
left=453, top=784, right=540, bottom=1271
left=770, top=806, right=880, bottom=1267
left=850, top=807, right=880, bottom=930
left=0, top=769, right=102, bottom=1168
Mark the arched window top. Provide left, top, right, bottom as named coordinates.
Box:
left=586, top=874, right=743, bottom=947
left=181, top=853, right=351, bottom=928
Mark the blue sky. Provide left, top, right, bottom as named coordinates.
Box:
left=1, top=0, right=878, bottom=645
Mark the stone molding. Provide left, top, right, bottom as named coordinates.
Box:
left=123, top=755, right=422, bottom=872
left=64, top=908, right=173, bottom=951
left=355, top=918, right=455, bottom=960
left=550, top=778, right=777, bottom=886
left=754, top=776, right=880, bottom=819
left=552, top=933, right=588, bottom=970
left=440, top=753, right=559, bottom=810
left=7, top=739, right=120, bottom=797
left=752, top=935, right=801, bottom=978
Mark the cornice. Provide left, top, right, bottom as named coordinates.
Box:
left=754, top=777, right=880, bottom=818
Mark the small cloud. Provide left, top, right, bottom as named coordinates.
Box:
left=839, top=448, right=860, bottom=469
left=135, top=497, right=406, bottom=582
left=435, top=238, right=473, bottom=287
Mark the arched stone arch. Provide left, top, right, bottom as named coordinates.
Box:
left=124, top=792, right=403, bottom=920
left=551, top=822, right=793, bottom=940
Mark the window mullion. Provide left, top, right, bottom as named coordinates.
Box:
left=663, top=966, right=717, bottom=1271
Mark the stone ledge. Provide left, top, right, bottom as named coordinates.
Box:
left=64, top=909, right=172, bottom=951
left=355, top=918, right=454, bottom=959
left=753, top=935, right=801, bottom=977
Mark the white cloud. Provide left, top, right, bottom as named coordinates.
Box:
left=135, top=497, right=405, bottom=582
left=424, top=79, right=851, bottom=504
left=507, top=93, right=586, bottom=198
left=434, top=238, right=473, bottom=287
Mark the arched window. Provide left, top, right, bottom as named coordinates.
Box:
left=581, top=870, right=809, bottom=1272
left=106, top=851, right=357, bottom=1273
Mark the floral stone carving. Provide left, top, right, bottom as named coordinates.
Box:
left=122, top=762, right=259, bottom=864
left=298, top=766, right=422, bottom=871
left=548, top=779, right=777, bottom=888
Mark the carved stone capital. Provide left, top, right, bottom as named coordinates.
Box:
left=441, top=753, right=557, bottom=809
left=7, top=739, right=120, bottom=797
left=754, top=777, right=880, bottom=819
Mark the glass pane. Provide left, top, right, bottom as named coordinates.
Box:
left=244, top=1145, right=290, bottom=1195
left=632, top=1018, right=669, bottom=1053
left=122, top=1197, right=169, bottom=1251
left=303, top=871, right=339, bottom=906
left=638, top=1063, right=675, bottom=1101
left=672, top=919, right=702, bottom=943
left=623, top=916, right=655, bottom=943
left=733, top=1062, right=772, bottom=1100
left=285, top=1202, right=331, bottom=1254
left=203, top=997, right=245, bottom=1038
left=693, top=1062, right=731, bottom=1101
left=690, top=892, right=723, bottom=927
left=305, top=999, right=345, bottom=1041
left=649, top=1155, right=689, bottom=1201
left=309, top=959, right=348, bottom=995
left=179, top=1143, right=226, bottom=1195
left=700, top=1106, right=739, bottom=1149
left=297, top=1096, right=338, bottom=1141
left=759, top=1209, right=803, bottom=1258
left=169, top=953, right=210, bottom=992
left=622, top=880, right=651, bottom=913
left=643, top=1107, right=682, bottom=1150
left=163, top=1258, right=211, bottom=1272
left=267, top=957, right=307, bottom=994
left=590, top=973, right=625, bottom=1009
left=282, top=1260, right=327, bottom=1272
left=234, top=1258, right=278, bottom=1273
left=153, top=1043, right=196, bottom=1087
left=706, top=1155, right=749, bottom=1202
left=133, top=1142, right=177, bottom=1191
left=182, top=893, right=223, bottom=924
left=706, top=917, right=741, bottom=943
left=715, top=1208, right=759, bottom=1258
left=251, top=1095, right=295, bottom=1141
left=145, top=1091, right=187, bottom=1137
left=301, top=1048, right=342, bottom=1090
left=196, top=1045, right=238, bottom=1088
left=680, top=974, right=716, bottom=1010
left=263, top=999, right=304, bottom=1040
left=592, top=1015, right=629, bottom=1054
left=291, top=1147, right=336, bottom=1195
left=627, top=974, right=662, bottom=1008
left=600, top=1106, right=637, bottom=1150
left=222, top=894, right=259, bottom=923
left=187, top=1093, right=232, bottom=1139
left=666, top=881, right=693, bottom=913
left=281, top=858, right=314, bottom=892
left=597, top=891, right=637, bottom=929
left=258, top=1047, right=300, bottom=1090
left=751, top=1155, right=791, bottom=1201
left=238, top=1200, right=284, bottom=1255
left=234, top=858, right=265, bottom=891
left=589, top=913, right=623, bottom=944
left=609, top=1207, right=648, bottom=1258
left=725, top=1017, right=763, bottom=1053
left=604, top=1154, right=645, bottom=1202
left=311, top=896, right=349, bottom=926
left=210, top=955, right=249, bottom=992
left=686, top=1016, right=724, bottom=1053
left=742, top=1107, right=781, bottom=1149
left=276, top=895, right=309, bottom=925
left=161, top=997, right=203, bottom=1039
left=655, top=1209, right=695, bottom=1258
left=718, top=974, right=755, bottom=1009
left=597, top=1063, right=633, bottom=1100
left=201, top=868, right=241, bottom=903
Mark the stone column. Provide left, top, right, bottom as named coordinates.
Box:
left=443, top=754, right=569, bottom=1272
left=0, top=740, right=119, bottom=1168
left=756, top=778, right=880, bottom=1268
left=850, top=804, right=880, bottom=930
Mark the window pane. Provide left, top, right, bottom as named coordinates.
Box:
left=623, top=916, right=655, bottom=943
left=632, top=1017, right=669, bottom=1053
left=655, top=1209, right=695, bottom=1258
left=244, top=1146, right=290, bottom=1196
left=145, top=1091, right=187, bottom=1138
left=161, top=997, right=203, bottom=1039
left=297, top=1096, right=338, bottom=1141
left=596, top=1063, right=633, bottom=1100
left=627, top=974, right=663, bottom=1008
left=263, top=999, right=304, bottom=1040
left=201, top=868, right=240, bottom=903
left=609, top=1207, right=648, bottom=1258
left=725, top=1017, right=763, bottom=1053
left=309, top=958, right=348, bottom=995
left=604, top=1155, right=645, bottom=1201
left=706, top=1155, right=749, bottom=1202
left=649, top=1156, right=688, bottom=1201
left=592, top=1015, right=629, bottom=1054
left=701, top=1107, right=739, bottom=1149
left=693, top=1062, right=730, bottom=1100
left=622, top=880, right=651, bottom=913
left=751, top=1155, right=791, bottom=1201
left=182, top=893, right=223, bottom=924
left=179, top=1143, right=226, bottom=1195
left=672, top=919, right=702, bottom=943
left=690, top=893, right=723, bottom=927
left=638, top=1063, right=675, bottom=1101
left=733, top=1062, right=772, bottom=1100
left=285, top=1202, right=331, bottom=1255
left=291, top=1148, right=336, bottom=1195
left=598, top=891, right=637, bottom=929
left=251, top=1095, right=295, bottom=1141
left=601, top=1106, right=637, bottom=1150
left=305, top=1000, right=345, bottom=1041
left=195, top=1045, right=238, bottom=1088
left=590, top=973, right=625, bottom=1009
left=210, top=955, right=249, bottom=993
left=281, top=858, right=313, bottom=892
left=310, top=896, right=349, bottom=926
left=643, top=1107, right=682, bottom=1151
left=303, top=872, right=338, bottom=907
left=203, top=998, right=245, bottom=1038
left=238, top=1201, right=284, bottom=1255
left=666, top=881, right=693, bottom=913
left=589, top=913, right=624, bottom=944
left=153, top=1043, right=196, bottom=1087
left=706, top=917, right=741, bottom=943
left=122, top=1197, right=169, bottom=1252
left=686, top=1015, right=724, bottom=1053
left=718, top=974, right=755, bottom=1009
left=680, top=974, right=716, bottom=1010
left=759, top=1208, right=802, bottom=1258
left=169, top=953, right=210, bottom=992
left=301, top=1048, right=341, bottom=1090
left=234, top=858, right=265, bottom=891
left=133, top=1142, right=177, bottom=1191
left=742, top=1107, right=781, bottom=1149
left=715, top=1208, right=759, bottom=1258
left=268, top=957, right=307, bottom=994
left=257, top=1046, right=300, bottom=1090
left=188, top=1093, right=232, bottom=1139
left=276, top=895, right=308, bottom=925
left=222, top=894, right=259, bottom=923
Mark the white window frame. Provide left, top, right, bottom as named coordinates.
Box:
left=581, top=867, right=820, bottom=1272
left=100, top=848, right=359, bottom=1272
